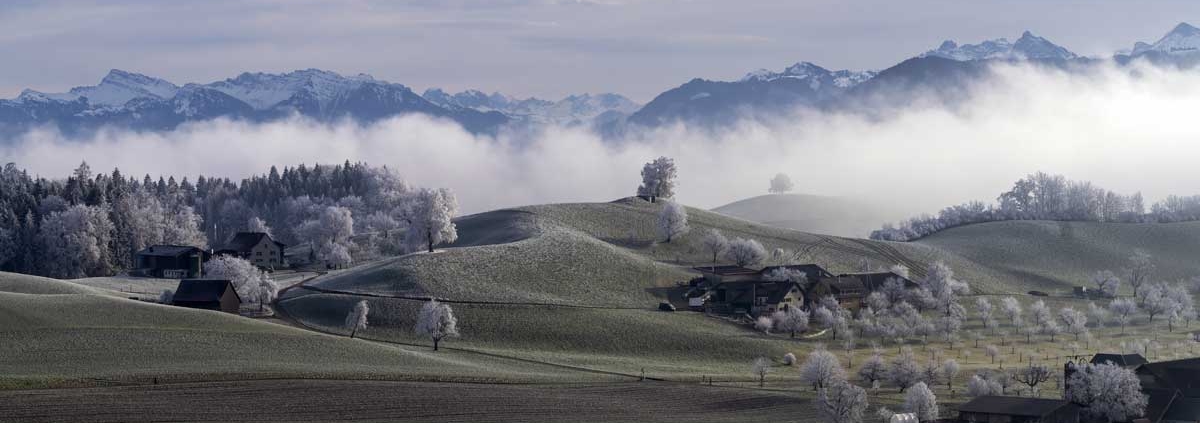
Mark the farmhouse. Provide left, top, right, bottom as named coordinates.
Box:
left=808, top=276, right=868, bottom=311
left=759, top=264, right=834, bottom=283
left=171, top=279, right=240, bottom=314
left=217, top=232, right=286, bottom=269
left=956, top=396, right=1080, bottom=423
left=693, top=265, right=761, bottom=284
left=133, top=245, right=208, bottom=278
left=1065, top=354, right=1200, bottom=423
left=705, top=281, right=805, bottom=316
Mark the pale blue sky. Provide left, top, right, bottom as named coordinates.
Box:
left=3, top=0, right=1200, bottom=102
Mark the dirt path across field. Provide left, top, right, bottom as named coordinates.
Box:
left=0, top=379, right=813, bottom=423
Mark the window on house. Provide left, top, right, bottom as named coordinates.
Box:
left=256, top=251, right=262, bottom=256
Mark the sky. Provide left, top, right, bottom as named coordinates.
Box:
left=3, top=0, right=1200, bottom=102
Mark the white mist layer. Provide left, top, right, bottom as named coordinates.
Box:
left=5, top=61, right=1200, bottom=218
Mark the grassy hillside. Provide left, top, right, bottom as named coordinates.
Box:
left=0, top=284, right=613, bottom=389
left=0, top=272, right=114, bottom=296
left=916, top=220, right=1200, bottom=294
left=711, top=193, right=917, bottom=238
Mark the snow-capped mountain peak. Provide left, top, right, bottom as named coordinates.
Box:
left=208, top=69, right=383, bottom=110
left=921, top=31, right=1075, bottom=61
left=739, top=61, right=876, bottom=90
left=1131, top=22, right=1200, bottom=56
left=420, top=88, right=639, bottom=125
left=23, top=69, right=181, bottom=107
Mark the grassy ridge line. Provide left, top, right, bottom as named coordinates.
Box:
left=282, top=285, right=646, bottom=310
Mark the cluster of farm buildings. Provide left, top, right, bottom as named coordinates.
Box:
left=682, top=263, right=916, bottom=316
left=132, top=231, right=286, bottom=314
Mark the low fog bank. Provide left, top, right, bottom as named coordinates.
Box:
left=5, top=61, right=1200, bottom=218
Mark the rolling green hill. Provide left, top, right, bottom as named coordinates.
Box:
left=711, top=193, right=917, bottom=238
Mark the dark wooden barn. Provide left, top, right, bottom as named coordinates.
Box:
left=172, top=279, right=241, bottom=314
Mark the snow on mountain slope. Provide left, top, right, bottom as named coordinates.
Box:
left=921, top=31, right=1077, bottom=61
left=22, top=69, right=180, bottom=107
left=740, top=61, right=877, bottom=89
left=207, top=69, right=379, bottom=110
left=1131, top=22, right=1200, bottom=56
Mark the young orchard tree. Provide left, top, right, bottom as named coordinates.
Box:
left=656, top=201, right=689, bottom=243
left=800, top=346, right=846, bottom=390
left=1125, top=250, right=1155, bottom=298
left=752, top=356, right=772, bottom=387
left=1087, top=302, right=1110, bottom=328
left=1091, top=270, right=1121, bottom=298
left=858, top=352, right=888, bottom=389
left=1110, top=298, right=1138, bottom=333
left=755, top=316, right=774, bottom=333
left=942, top=359, right=961, bottom=391
left=1141, top=283, right=1169, bottom=323
left=203, top=255, right=272, bottom=301
left=904, top=382, right=939, bottom=423
left=700, top=229, right=728, bottom=270
left=405, top=188, right=459, bottom=253
left=415, top=299, right=459, bottom=351
left=725, top=237, right=767, bottom=267
left=1059, top=307, right=1089, bottom=340
left=1166, top=284, right=1197, bottom=330
left=1001, top=296, right=1023, bottom=327
left=976, top=297, right=994, bottom=326
left=768, top=173, right=794, bottom=194
left=772, top=307, right=809, bottom=338
left=636, top=156, right=677, bottom=202
left=966, top=374, right=1003, bottom=397
left=1067, top=362, right=1148, bottom=423
left=814, top=379, right=868, bottom=423
left=889, top=347, right=923, bottom=392
left=985, top=345, right=1000, bottom=365
left=345, top=300, right=369, bottom=338
left=1030, top=300, right=1052, bottom=329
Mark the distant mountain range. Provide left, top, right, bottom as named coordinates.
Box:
left=4, top=23, right=1200, bottom=138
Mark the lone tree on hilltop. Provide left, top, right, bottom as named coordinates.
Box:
left=416, top=299, right=459, bottom=351
left=405, top=188, right=459, bottom=253
left=637, top=156, right=677, bottom=203
left=769, top=173, right=794, bottom=194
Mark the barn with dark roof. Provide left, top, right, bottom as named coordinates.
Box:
left=955, top=396, right=1079, bottom=423
left=134, top=245, right=208, bottom=278
left=172, top=279, right=241, bottom=314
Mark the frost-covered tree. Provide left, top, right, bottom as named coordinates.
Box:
left=299, top=206, right=356, bottom=266
left=1125, top=250, right=1154, bottom=298
left=345, top=300, right=369, bottom=338
left=700, top=229, right=728, bottom=269
left=858, top=352, right=888, bottom=388
left=985, top=344, right=1000, bottom=365
left=636, top=156, right=677, bottom=202
left=772, top=307, right=809, bottom=338
left=755, top=315, right=774, bottom=333
left=801, top=346, right=846, bottom=390
left=38, top=204, right=115, bottom=278
left=1141, top=283, right=1170, bottom=323
left=656, top=201, right=689, bottom=243
left=1087, top=302, right=1110, bottom=328
left=768, top=173, right=794, bottom=194
left=405, top=188, right=459, bottom=253
left=416, top=299, right=459, bottom=351
left=1000, top=296, right=1023, bottom=326
left=753, top=356, right=771, bottom=387
left=1165, top=284, right=1197, bottom=330
left=1030, top=300, right=1052, bottom=329
left=725, top=237, right=767, bottom=267
left=1091, top=270, right=1121, bottom=297
left=815, top=379, right=868, bottom=423
left=1067, top=362, right=1148, bottom=423
left=783, top=352, right=797, bottom=366
left=159, top=289, right=174, bottom=304
left=966, top=374, right=1003, bottom=397
left=904, top=382, right=938, bottom=422
left=1058, top=307, right=1088, bottom=340
left=889, top=347, right=922, bottom=392
left=317, top=240, right=352, bottom=269
left=1110, top=298, right=1138, bottom=333
left=942, top=359, right=960, bottom=390
left=976, top=297, right=994, bottom=325
left=920, top=261, right=969, bottom=317
left=203, top=255, right=271, bottom=301
left=247, top=216, right=273, bottom=236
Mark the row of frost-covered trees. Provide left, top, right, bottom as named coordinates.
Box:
left=872, top=171, right=1200, bottom=241
left=0, top=160, right=458, bottom=278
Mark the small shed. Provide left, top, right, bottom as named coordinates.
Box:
left=172, top=279, right=241, bottom=314
left=956, top=396, right=1080, bottom=423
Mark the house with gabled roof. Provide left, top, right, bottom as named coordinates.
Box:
left=134, top=245, right=208, bottom=278
left=1064, top=353, right=1200, bottom=423
left=705, top=280, right=805, bottom=317
left=216, top=232, right=286, bottom=269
